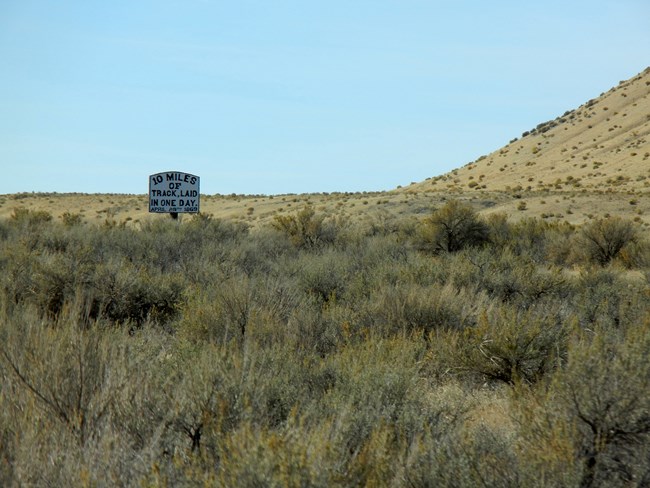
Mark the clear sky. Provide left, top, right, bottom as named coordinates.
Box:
left=1, top=1, right=648, bottom=195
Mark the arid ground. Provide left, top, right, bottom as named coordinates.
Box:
left=2, top=68, right=648, bottom=231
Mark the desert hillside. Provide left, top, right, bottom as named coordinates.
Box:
left=391, top=67, right=650, bottom=227
left=407, top=67, right=650, bottom=194
left=1, top=67, right=649, bottom=229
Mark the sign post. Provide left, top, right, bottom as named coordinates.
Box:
left=149, top=171, right=200, bottom=219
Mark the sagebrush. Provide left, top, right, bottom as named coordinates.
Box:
left=1, top=204, right=649, bottom=487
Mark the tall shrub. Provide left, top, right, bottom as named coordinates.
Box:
left=419, top=200, right=490, bottom=253
left=577, top=217, right=639, bottom=266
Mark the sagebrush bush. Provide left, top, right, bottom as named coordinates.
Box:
left=0, top=309, right=141, bottom=485
left=454, top=306, right=570, bottom=385
left=507, top=217, right=575, bottom=263
left=447, top=247, right=568, bottom=306
left=0, top=205, right=649, bottom=486
left=363, top=282, right=486, bottom=337
left=417, top=199, right=490, bottom=253
left=515, top=323, right=650, bottom=487
left=570, top=268, right=650, bottom=330
left=272, top=205, right=347, bottom=249
left=9, top=206, right=53, bottom=227
left=576, top=216, right=639, bottom=266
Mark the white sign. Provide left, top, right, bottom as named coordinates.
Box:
left=149, top=171, right=200, bottom=213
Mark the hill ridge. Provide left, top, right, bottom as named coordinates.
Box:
left=405, top=67, right=650, bottom=194
left=2, top=69, right=650, bottom=229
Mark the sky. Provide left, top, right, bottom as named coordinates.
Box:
left=1, top=1, right=649, bottom=195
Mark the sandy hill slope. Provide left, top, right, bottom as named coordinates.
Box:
left=405, top=67, right=650, bottom=194
left=2, top=68, right=649, bottom=230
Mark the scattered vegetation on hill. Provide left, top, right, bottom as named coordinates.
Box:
left=406, top=67, right=650, bottom=195
left=1, top=203, right=650, bottom=486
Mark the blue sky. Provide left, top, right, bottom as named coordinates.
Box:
left=1, top=1, right=648, bottom=195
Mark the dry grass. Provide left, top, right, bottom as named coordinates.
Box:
left=407, top=67, right=650, bottom=193
left=2, top=196, right=650, bottom=485
left=1, top=68, right=649, bottom=230
left=402, top=67, right=650, bottom=226
left=2, top=67, right=650, bottom=487
left=2, top=186, right=649, bottom=233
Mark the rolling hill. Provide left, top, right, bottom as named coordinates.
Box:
left=1, top=67, right=649, bottom=229
left=406, top=67, right=650, bottom=194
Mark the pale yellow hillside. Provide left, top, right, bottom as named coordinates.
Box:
left=2, top=68, right=649, bottom=230
left=406, top=67, right=650, bottom=194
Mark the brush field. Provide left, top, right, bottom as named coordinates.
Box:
left=1, top=200, right=650, bottom=486
left=1, top=67, right=650, bottom=487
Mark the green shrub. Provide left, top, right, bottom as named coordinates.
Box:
left=0, top=312, right=139, bottom=486
left=570, top=269, right=649, bottom=330
left=516, top=324, right=650, bottom=487
left=86, top=260, right=185, bottom=327
left=485, top=212, right=512, bottom=249
left=455, top=307, right=570, bottom=385
left=295, top=250, right=351, bottom=305
left=577, top=216, right=640, bottom=265
left=60, top=211, right=83, bottom=227
left=272, top=205, right=343, bottom=249
left=364, top=282, right=485, bottom=337
left=417, top=200, right=490, bottom=253
left=1, top=197, right=650, bottom=485
left=618, top=239, right=650, bottom=269
left=228, top=228, right=295, bottom=277
left=506, top=218, right=573, bottom=263
left=9, top=207, right=53, bottom=226
left=449, top=248, right=568, bottom=307
left=285, top=300, right=345, bottom=355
